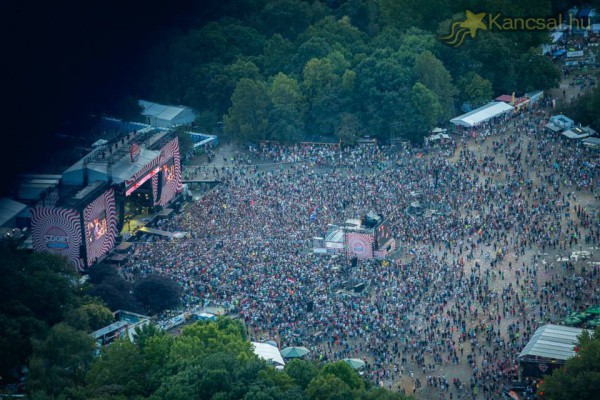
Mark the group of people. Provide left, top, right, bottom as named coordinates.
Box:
left=121, top=103, right=599, bottom=399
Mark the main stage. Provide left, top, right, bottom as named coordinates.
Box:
left=30, top=118, right=183, bottom=271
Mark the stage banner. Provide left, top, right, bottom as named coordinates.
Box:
left=346, top=232, right=374, bottom=259
left=84, top=188, right=118, bottom=266
left=31, top=206, right=84, bottom=271
left=157, top=137, right=182, bottom=206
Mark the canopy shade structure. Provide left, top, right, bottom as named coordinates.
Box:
left=343, top=358, right=366, bottom=370
left=518, top=324, right=592, bottom=361
left=280, top=346, right=310, bottom=358
left=450, top=102, right=514, bottom=127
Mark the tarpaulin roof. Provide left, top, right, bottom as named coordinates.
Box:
left=518, top=324, right=592, bottom=361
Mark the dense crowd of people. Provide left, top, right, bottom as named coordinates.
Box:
left=121, top=103, right=600, bottom=399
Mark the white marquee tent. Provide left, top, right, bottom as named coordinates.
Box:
left=450, top=102, right=514, bottom=128
left=252, top=342, right=285, bottom=368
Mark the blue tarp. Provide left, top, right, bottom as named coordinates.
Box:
left=552, top=49, right=567, bottom=57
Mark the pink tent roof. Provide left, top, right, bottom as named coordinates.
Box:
left=495, top=95, right=513, bottom=103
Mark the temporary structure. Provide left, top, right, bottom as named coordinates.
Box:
left=343, top=358, right=366, bottom=370
left=280, top=346, right=310, bottom=358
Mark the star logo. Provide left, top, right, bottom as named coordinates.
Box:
left=439, top=10, right=488, bottom=47
left=460, top=10, right=487, bottom=38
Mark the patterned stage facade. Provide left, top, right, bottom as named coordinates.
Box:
left=31, top=123, right=182, bottom=271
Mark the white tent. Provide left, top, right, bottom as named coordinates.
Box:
left=426, top=133, right=451, bottom=142
left=252, top=342, right=285, bottom=367
left=450, top=102, right=514, bottom=127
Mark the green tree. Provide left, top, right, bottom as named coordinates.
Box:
left=27, top=323, right=96, bottom=397
left=378, top=0, right=423, bottom=31
left=85, top=339, right=148, bottom=398
left=64, top=302, right=114, bottom=332
left=259, top=0, right=327, bottom=40
left=457, top=72, right=493, bottom=108
left=224, top=78, right=272, bottom=142
left=539, top=328, right=600, bottom=400
left=411, top=82, right=443, bottom=135
left=268, top=73, right=306, bottom=142
left=210, top=59, right=263, bottom=114
left=363, top=387, right=410, bottom=399
left=0, top=246, right=81, bottom=381
left=302, top=57, right=346, bottom=136
left=320, top=362, right=365, bottom=392
left=262, top=34, right=295, bottom=76
left=285, top=359, right=320, bottom=389
left=134, top=274, right=182, bottom=315
left=306, top=374, right=353, bottom=400
left=87, top=262, right=141, bottom=313
left=413, top=50, right=456, bottom=120
left=194, top=109, right=220, bottom=134
left=354, top=48, right=412, bottom=139
left=300, top=16, right=368, bottom=57
left=515, top=47, right=560, bottom=92
left=336, top=0, right=380, bottom=35
left=303, top=58, right=338, bottom=98
left=559, top=86, right=600, bottom=131
left=335, top=113, right=362, bottom=145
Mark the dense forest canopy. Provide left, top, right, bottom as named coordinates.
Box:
left=130, top=0, right=569, bottom=143
left=3, top=0, right=596, bottom=190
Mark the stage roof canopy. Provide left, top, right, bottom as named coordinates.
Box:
left=518, top=324, right=591, bottom=361
left=62, top=127, right=170, bottom=186
left=450, top=102, right=514, bottom=127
